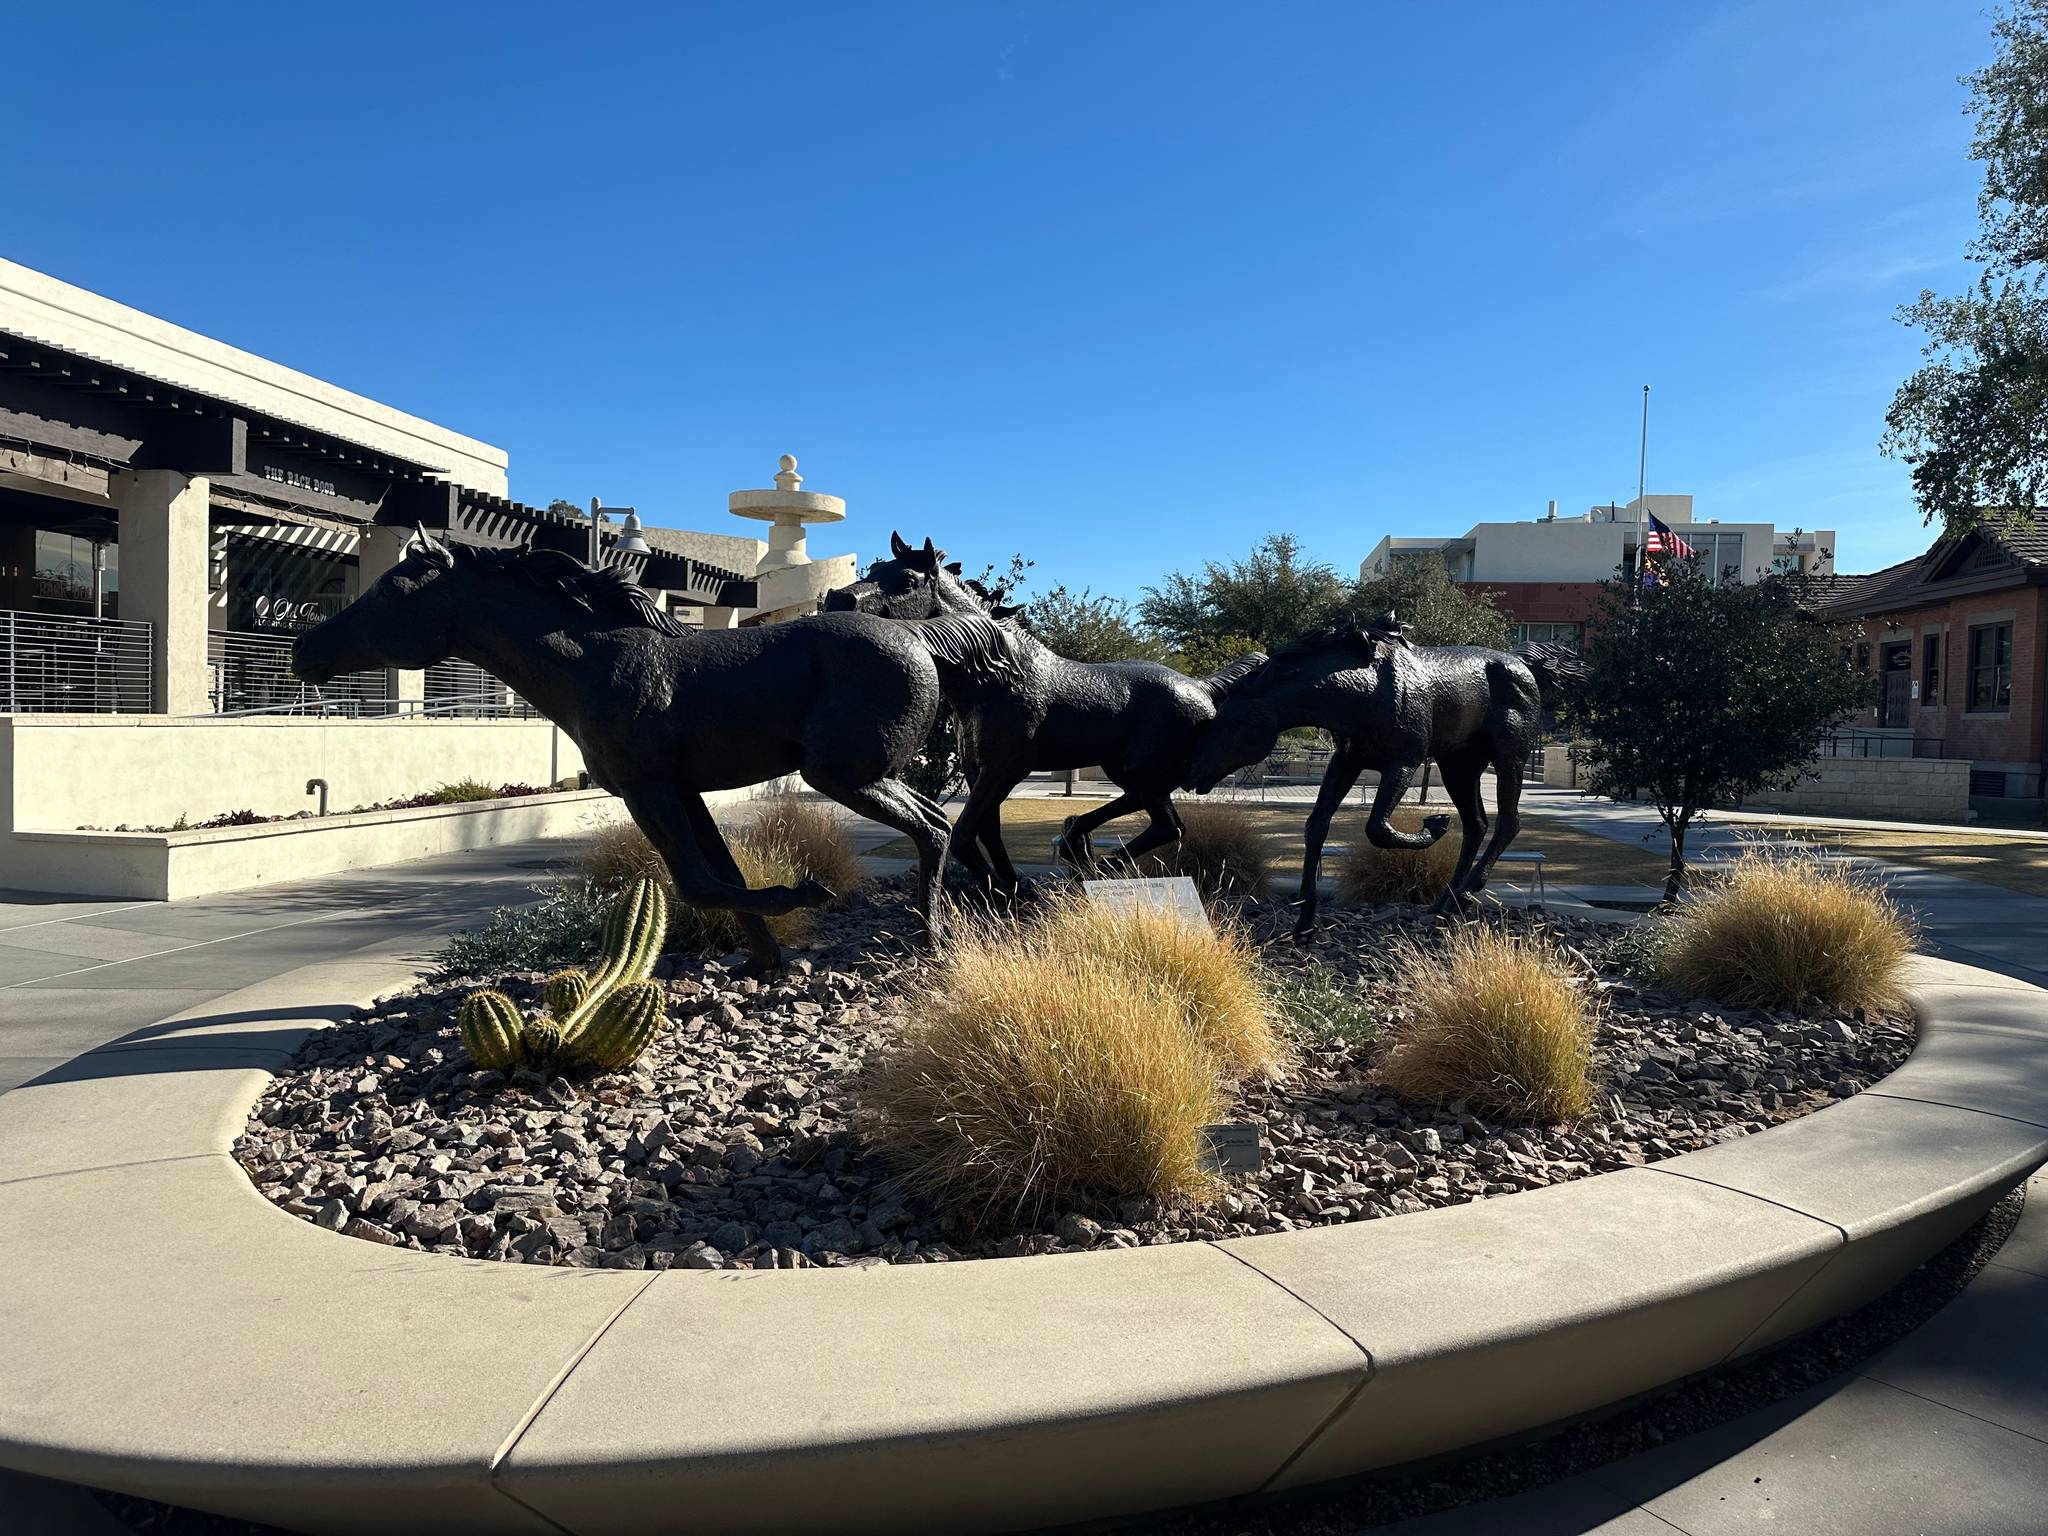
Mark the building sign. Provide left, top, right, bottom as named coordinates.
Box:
left=253, top=594, right=339, bottom=631
left=261, top=464, right=338, bottom=498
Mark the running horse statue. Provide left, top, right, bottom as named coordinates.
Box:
left=292, top=529, right=952, bottom=973
left=1184, top=626, right=1577, bottom=931
left=825, top=532, right=1264, bottom=892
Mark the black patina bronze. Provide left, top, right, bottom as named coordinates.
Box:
left=826, top=533, right=1264, bottom=891
left=1186, top=628, right=1572, bottom=928
left=293, top=530, right=951, bottom=971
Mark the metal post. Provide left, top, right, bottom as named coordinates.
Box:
left=589, top=496, right=600, bottom=567
left=1637, top=384, right=1650, bottom=553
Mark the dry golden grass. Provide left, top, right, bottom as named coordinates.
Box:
left=580, top=818, right=814, bottom=954
left=748, top=793, right=867, bottom=903
left=1034, top=898, right=1289, bottom=1081
left=1333, top=809, right=1462, bottom=906
left=1378, top=927, right=1596, bottom=1122
left=857, top=902, right=1229, bottom=1222
left=1134, top=800, right=1273, bottom=899
left=1655, top=850, right=1915, bottom=1012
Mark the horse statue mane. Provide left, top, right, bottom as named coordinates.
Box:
left=454, top=541, right=686, bottom=638
left=1268, top=614, right=1409, bottom=670
left=1201, top=649, right=1271, bottom=698
left=913, top=609, right=1028, bottom=689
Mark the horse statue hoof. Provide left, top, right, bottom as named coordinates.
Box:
left=792, top=877, right=835, bottom=908
left=1422, top=813, right=1453, bottom=842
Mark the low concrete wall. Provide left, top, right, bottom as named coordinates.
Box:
left=0, top=955, right=2041, bottom=1533
left=1, top=783, right=790, bottom=901
left=1741, top=756, right=1972, bottom=822
left=0, top=714, right=588, bottom=835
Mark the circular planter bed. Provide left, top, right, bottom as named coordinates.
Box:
left=235, top=878, right=1914, bottom=1270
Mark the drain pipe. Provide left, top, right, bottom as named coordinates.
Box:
left=306, top=777, right=329, bottom=817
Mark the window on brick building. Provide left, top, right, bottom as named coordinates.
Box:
left=1968, top=622, right=2012, bottom=712
left=1922, top=632, right=1941, bottom=706
left=1511, top=621, right=1583, bottom=651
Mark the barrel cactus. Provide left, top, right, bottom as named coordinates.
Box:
left=566, top=979, right=668, bottom=1072
left=458, top=990, right=525, bottom=1072
left=542, top=968, right=590, bottom=1017
left=522, top=1015, right=565, bottom=1063
left=558, top=876, right=669, bottom=1044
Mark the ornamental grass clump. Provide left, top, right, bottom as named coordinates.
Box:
left=747, top=793, right=866, bottom=903
left=580, top=817, right=816, bottom=953
left=1035, top=898, right=1287, bottom=1081
left=1136, top=800, right=1272, bottom=900
left=1653, top=849, right=1914, bottom=1012
left=857, top=902, right=1240, bottom=1222
left=1378, top=927, right=1596, bottom=1122
left=1333, top=809, right=1462, bottom=906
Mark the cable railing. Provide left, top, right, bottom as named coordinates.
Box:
left=0, top=608, right=153, bottom=714
left=209, top=629, right=388, bottom=717
left=425, top=658, right=539, bottom=718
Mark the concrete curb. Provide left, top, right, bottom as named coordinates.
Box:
left=1, top=953, right=2043, bottom=1535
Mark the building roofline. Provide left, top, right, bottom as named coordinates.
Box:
left=0, top=258, right=508, bottom=495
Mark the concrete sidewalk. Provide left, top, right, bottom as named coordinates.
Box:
left=1517, top=785, right=2048, bottom=989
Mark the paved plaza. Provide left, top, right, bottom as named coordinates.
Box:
left=2, top=804, right=2044, bottom=1535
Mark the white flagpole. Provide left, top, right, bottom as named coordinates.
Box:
left=1637, top=384, right=1650, bottom=581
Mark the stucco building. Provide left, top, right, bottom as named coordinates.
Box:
left=0, top=257, right=853, bottom=720
left=1362, top=496, right=1835, bottom=648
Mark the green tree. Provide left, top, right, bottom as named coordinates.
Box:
left=1355, top=555, right=1513, bottom=648
left=1022, top=585, right=1173, bottom=663
left=1885, top=2, right=2048, bottom=534
left=1139, top=533, right=1357, bottom=655
left=1563, top=562, right=1870, bottom=902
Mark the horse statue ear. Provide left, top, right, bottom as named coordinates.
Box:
left=991, top=601, right=1025, bottom=620
left=945, top=561, right=963, bottom=576
left=890, top=530, right=913, bottom=559
left=405, top=524, right=454, bottom=568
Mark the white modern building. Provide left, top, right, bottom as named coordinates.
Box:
left=1361, top=496, right=1836, bottom=646
left=0, top=257, right=855, bottom=895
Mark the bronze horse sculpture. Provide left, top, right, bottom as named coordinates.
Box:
left=1185, top=626, right=1573, bottom=930
left=293, top=530, right=952, bottom=972
left=825, top=533, right=1264, bottom=892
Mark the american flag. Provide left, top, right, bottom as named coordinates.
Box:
left=1644, top=512, right=1696, bottom=559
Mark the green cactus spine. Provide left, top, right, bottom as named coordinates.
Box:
left=458, top=990, right=526, bottom=1072
left=565, top=979, right=668, bottom=1072
left=559, top=877, right=669, bottom=1044
left=541, top=968, right=590, bottom=1018
left=522, top=1015, right=565, bottom=1063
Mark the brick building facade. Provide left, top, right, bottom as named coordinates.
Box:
left=1825, top=521, right=2048, bottom=805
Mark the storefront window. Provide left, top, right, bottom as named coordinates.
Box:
left=31, top=531, right=119, bottom=615
left=1922, top=632, right=1941, bottom=707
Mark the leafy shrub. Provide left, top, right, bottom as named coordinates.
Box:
left=1378, top=927, right=1595, bottom=1122
left=1135, top=800, right=1272, bottom=899
left=1653, top=849, right=1914, bottom=1012
left=1333, top=808, right=1461, bottom=906
left=1269, top=958, right=1382, bottom=1048
left=748, top=793, right=866, bottom=902
left=433, top=881, right=609, bottom=979
left=857, top=902, right=1233, bottom=1222
left=1037, top=897, right=1285, bottom=1080
left=427, top=778, right=505, bottom=804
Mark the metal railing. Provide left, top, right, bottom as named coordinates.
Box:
left=425, top=658, right=539, bottom=718
left=1819, top=730, right=1944, bottom=760
left=208, top=629, right=388, bottom=717
left=0, top=608, right=153, bottom=713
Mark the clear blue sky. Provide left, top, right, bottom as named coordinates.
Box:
left=4, top=2, right=1994, bottom=597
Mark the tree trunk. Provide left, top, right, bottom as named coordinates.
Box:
left=1663, top=812, right=1690, bottom=904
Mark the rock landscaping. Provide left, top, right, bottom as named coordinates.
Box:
left=235, top=877, right=1915, bottom=1271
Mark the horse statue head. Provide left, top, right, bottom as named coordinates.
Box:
left=293, top=527, right=679, bottom=685
left=1183, top=626, right=1395, bottom=793
left=823, top=531, right=1020, bottom=620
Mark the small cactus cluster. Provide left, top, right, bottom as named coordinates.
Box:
left=457, top=876, right=672, bottom=1076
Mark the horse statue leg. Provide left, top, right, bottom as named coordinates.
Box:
left=1295, top=741, right=1369, bottom=939
left=621, top=782, right=832, bottom=975
left=1429, top=751, right=1490, bottom=919
left=802, top=769, right=953, bottom=945
left=1455, top=752, right=1526, bottom=910
left=1054, top=788, right=1145, bottom=872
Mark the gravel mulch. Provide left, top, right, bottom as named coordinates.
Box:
left=234, top=876, right=1915, bottom=1271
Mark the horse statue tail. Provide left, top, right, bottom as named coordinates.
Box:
left=1201, top=650, right=1269, bottom=699
left=1516, top=641, right=1586, bottom=709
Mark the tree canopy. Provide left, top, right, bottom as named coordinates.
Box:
left=1563, top=562, right=1869, bottom=900
left=1139, top=534, right=1359, bottom=655
left=1022, top=585, right=1174, bottom=663
left=1885, top=1, right=2048, bottom=533
left=1355, top=555, right=1513, bottom=649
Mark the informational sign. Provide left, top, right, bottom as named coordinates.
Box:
left=1080, top=875, right=1210, bottom=932
left=1198, top=1122, right=1265, bottom=1174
